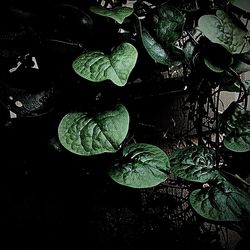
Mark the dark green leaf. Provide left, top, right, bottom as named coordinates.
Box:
left=190, top=179, right=250, bottom=221
left=108, top=143, right=170, bottom=188
left=72, top=43, right=138, bottom=86
left=58, top=104, right=129, bottom=156
left=221, top=104, right=250, bottom=152
left=154, top=4, right=185, bottom=46
left=141, top=27, right=184, bottom=65
left=170, top=146, right=220, bottom=183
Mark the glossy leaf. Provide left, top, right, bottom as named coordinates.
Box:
left=190, top=179, right=250, bottom=221
left=72, top=43, right=138, bottom=86
left=198, top=10, right=250, bottom=54
left=204, top=57, right=224, bottom=73
left=108, top=143, right=170, bottom=188
left=154, top=4, right=185, bottom=46
left=141, top=27, right=184, bottom=65
left=89, top=6, right=133, bottom=24
left=170, top=146, right=219, bottom=183
left=230, top=0, right=250, bottom=12
left=58, top=104, right=129, bottom=156
left=221, top=104, right=250, bottom=152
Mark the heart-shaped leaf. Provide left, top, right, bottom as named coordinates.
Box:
left=90, top=6, right=133, bottom=24
left=190, top=179, right=250, bottom=221
left=230, top=0, right=250, bottom=13
left=198, top=10, right=250, bottom=54
left=72, top=42, right=138, bottom=86
left=170, top=146, right=220, bottom=183
left=58, top=104, right=129, bottom=156
left=108, top=143, right=170, bottom=188
left=221, top=104, right=250, bottom=152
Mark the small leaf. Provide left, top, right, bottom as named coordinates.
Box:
left=198, top=10, right=250, bottom=54
left=230, top=0, right=250, bottom=13
left=58, top=104, right=129, bottom=156
left=190, top=179, right=250, bottom=221
left=108, top=143, right=170, bottom=188
left=89, top=6, right=133, bottom=24
left=170, top=146, right=220, bottom=183
left=72, top=43, right=138, bottom=86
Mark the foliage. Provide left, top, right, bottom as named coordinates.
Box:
left=0, top=0, right=250, bottom=238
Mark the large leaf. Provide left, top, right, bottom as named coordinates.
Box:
left=108, top=143, right=170, bottom=188
left=170, top=146, right=220, bottom=183
left=141, top=27, right=184, bottom=65
left=58, top=104, right=129, bottom=156
left=190, top=179, right=250, bottom=221
left=72, top=43, right=138, bottom=86
left=222, top=105, right=250, bottom=152
left=198, top=10, right=250, bottom=54
left=230, top=0, right=250, bottom=12
left=89, top=6, right=133, bottom=24
left=154, top=4, right=185, bottom=46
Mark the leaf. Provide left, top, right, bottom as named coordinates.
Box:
left=58, top=104, right=129, bottom=156
left=72, top=43, right=138, bottom=86
left=190, top=179, right=250, bottom=221
left=154, top=4, right=185, bottom=46
left=141, top=27, right=184, bottom=65
left=89, top=6, right=133, bottom=24
left=221, top=104, right=250, bottom=152
left=170, top=146, right=220, bottom=183
left=198, top=10, right=250, bottom=54
left=108, top=143, right=170, bottom=188
left=230, top=0, right=250, bottom=13
left=204, top=57, right=225, bottom=73
left=203, top=43, right=233, bottom=73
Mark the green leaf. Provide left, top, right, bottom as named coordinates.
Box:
left=170, top=146, right=220, bottom=183
left=203, top=43, right=233, bottom=73
left=198, top=10, right=250, bottom=54
left=221, top=104, right=250, bottom=152
left=204, top=57, right=225, bottom=73
left=190, top=179, right=250, bottom=221
left=89, top=6, right=133, bottom=24
left=230, top=0, right=250, bottom=13
left=58, top=104, right=129, bottom=156
left=72, top=43, right=138, bottom=86
left=108, top=143, right=170, bottom=188
left=141, top=27, right=184, bottom=65
left=154, top=4, right=185, bottom=46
